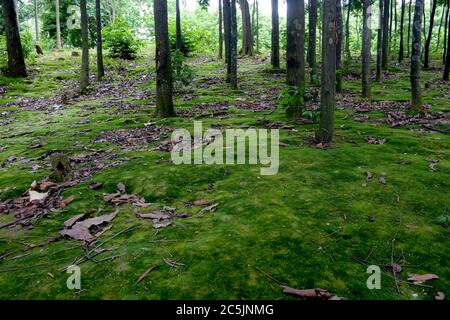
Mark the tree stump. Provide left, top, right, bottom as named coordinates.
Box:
left=35, top=45, right=44, bottom=56
left=50, top=152, right=72, bottom=182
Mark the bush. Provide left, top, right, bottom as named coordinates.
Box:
left=103, top=19, right=141, bottom=60
left=171, top=49, right=194, bottom=88
left=0, top=32, right=36, bottom=71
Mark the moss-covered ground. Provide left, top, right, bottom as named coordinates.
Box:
left=0, top=50, right=448, bottom=300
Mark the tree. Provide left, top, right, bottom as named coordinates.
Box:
left=80, top=0, right=89, bottom=93
left=254, top=0, right=259, bottom=53
left=377, top=0, right=384, bottom=81
left=34, top=0, right=40, bottom=42
left=424, top=0, right=437, bottom=68
left=308, top=0, right=318, bottom=84
left=317, top=0, right=337, bottom=144
left=175, top=0, right=182, bottom=50
left=362, top=0, right=372, bottom=98
left=345, top=0, right=351, bottom=63
left=2, top=0, right=27, bottom=77
left=407, top=0, right=412, bottom=57
left=96, top=0, right=105, bottom=80
left=444, top=1, right=450, bottom=80
left=336, top=0, right=343, bottom=93
left=271, top=0, right=280, bottom=69
left=410, top=0, right=424, bottom=111
left=223, top=0, right=231, bottom=79
left=399, top=0, right=405, bottom=62
left=239, top=0, right=253, bottom=55
left=444, top=0, right=449, bottom=64
left=382, top=0, right=390, bottom=69
left=286, top=0, right=305, bottom=88
left=230, top=0, right=238, bottom=88
left=55, top=0, right=62, bottom=49
left=219, top=0, right=223, bottom=59
left=154, top=0, right=175, bottom=117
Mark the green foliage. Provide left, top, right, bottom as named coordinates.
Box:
left=171, top=49, right=194, bottom=88
left=0, top=32, right=35, bottom=71
left=103, top=19, right=142, bottom=60
left=0, top=35, right=6, bottom=71
left=278, top=86, right=305, bottom=111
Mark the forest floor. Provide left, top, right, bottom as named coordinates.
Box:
left=0, top=50, right=449, bottom=300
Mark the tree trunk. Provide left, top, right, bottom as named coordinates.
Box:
left=308, top=0, right=318, bottom=84
left=230, top=0, right=238, bottom=88
left=317, top=0, right=337, bottom=144
left=336, top=0, right=343, bottom=93
left=410, top=0, right=424, bottom=111
left=271, top=0, right=280, bottom=69
left=55, top=0, right=62, bottom=49
left=345, top=0, right=351, bottom=63
left=407, top=0, right=412, bottom=57
left=286, top=0, right=305, bottom=88
left=96, top=0, right=104, bottom=80
left=444, top=2, right=450, bottom=79
left=154, top=0, right=175, bottom=117
left=382, top=0, right=390, bottom=69
left=34, top=0, right=40, bottom=42
left=362, top=0, right=372, bottom=98
left=80, top=0, right=89, bottom=93
left=437, top=2, right=445, bottom=48
left=444, top=1, right=449, bottom=64
left=399, top=0, right=405, bottom=62
left=175, top=0, right=182, bottom=50
left=219, top=0, right=223, bottom=59
left=256, top=0, right=259, bottom=53
left=224, top=0, right=231, bottom=79
left=389, top=0, right=393, bottom=46
left=239, top=0, right=253, bottom=55
left=377, top=0, right=384, bottom=81
left=2, top=0, right=27, bottom=77
left=424, top=0, right=437, bottom=68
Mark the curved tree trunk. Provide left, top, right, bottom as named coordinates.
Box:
left=318, top=0, right=337, bottom=144
left=230, top=0, right=238, bottom=88
left=2, top=0, right=27, bottom=77
left=219, top=0, right=223, bottom=59
left=399, top=0, right=405, bottom=62
left=154, top=0, right=175, bottom=117
left=424, top=0, right=437, bottom=69
left=96, top=0, right=104, bottom=80
left=362, top=0, right=372, bottom=98
left=271, top=0, right=280, bottom=69
left=377, top=0, right=384, bottom=81
left=410, top=0, right=424, bottom=111
left=80, top=0, right=89, bottom=93
left=336, top=0, right=343, bottom=93
left=382, top=0, right=390, bottom=69
left=308, top=0, right=318, bottom=84
left=55, top=0, right=62, bottom=49
left=175, top=0, right=182, bottom=50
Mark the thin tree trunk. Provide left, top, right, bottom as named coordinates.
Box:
left=407, top=0, right=412, bottom=56
left=382, top=0, right=390, bottom=69
left=345, top=0, right=351, bottom=63
left=399, top=0, right=405, bottom=62
left=256, top=0, right=259, bottom=53
left=154, top=0, right=175, bottom=117
left=2, top=0, right=27, bottom=76
left=318, top=0, right=337, bottom=144
left=239, top=0, right=253, bottom=55
left=444, top=1, right=450, bottom=79
left=424, top=0, right=437, bottom=68
left=444, top=1, right=449, bottom=64
left=336, top=0, right=343, bottom=93
left=437, top=2, right=445, bottom=48
left=219, top=0, right=223, bottom=59
left=175, top=0, right=182, bottom=50
left=309, top=0, right=318, bottom=84
left=271, top=0, right=280, bottom=69
left=286, top=0, right=305, bottom=90
left=34, top=0, right=40, bottom=42
left=224, top=0, right=231, bottom=79
left=230, top=0, right=238, bottom=88
left=389, top=0, right=393, bottom=47
left=96, top=0, right=104, bottom=80
left=362, top=0, right=372, bottom=98
left=80, top=0, right=89, bottom=93
left=55, top=0, right=62, bottom=49
left=377, top=0, right=384, bottom=81
left=410, top=0, right=424, bottom=111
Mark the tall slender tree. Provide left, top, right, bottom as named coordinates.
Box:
left=424, top=0, right=437, bottom=68
left=271, top=0, right=280, bottom=69
left=444, top=1, right=450, bottom=80
left=224, top=0, right=231, bottom=79
left=55, top=0, right=62, bottom=49
left=362, top=0, right=372, bottom=98
left=286, top=0, right=305, bottom=88
left=230, top=0, right=238, bottom=88
left=345, top=0, right=351, bottom=63
left=80, top=0, right=89, bottom=93
left=255, top=0, right=259, bottom=53
left=308, top=0, right=318, bottom=84
left=219, top=0, right=223, bottom=59
left=382, top=0, right=390, bottom=69
left=377, top=0, right=384, bottom=81
left=176, top=0, right=182, bottom=50
left=34, top=0, right=40, bottom=42
left=336, top=0, right=343, bottom=93
left=95, top=0, right=104, bottom=80
left=318, top=0, right=337, bottom=144
left=154, top=0, right=175, bottom=117
left=410, top=0, right=424, bottom=111
left=399, top=0, right=405, bottom=62
left=239, top=0, right=253, bottom=55
left=2, top=0, right=27, bottom=77
left=407, top=0, right=412, bottom=57
left=444, top=0, right=449, bottom=64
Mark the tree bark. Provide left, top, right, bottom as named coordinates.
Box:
left=34, top=0, right=40, bottom=42
left=424, top=0, right=437, bottom=68
left=345, top=0, right=351, bottom=63
left=410, top=0, right=424, bottom=111
left=336, top=0, right=343, bottom=93
left=2, top=0, right=27, bottom=77
left=80, top=0, right=89, bottom=93
left=175, top=0, right=182, bottom=50
left=308, top=0, right=318, bottom=84
left=224, top=0, right=231, bottom=79
left=271, top=0, right=280, bottom=69
left=230, top=0, right=238, bottom=88
left=399, top=0, right=405, bottom=62
left=239, top=0, right=253, bottom=55
left=154, top=0, right=175, bottom=117
left=219, top=0, right=223, bottom=59
left=437, top=1, right=445, bottom=48
left=96, top=0, right=104, bottom=80
left=318, top=0, right=337, bottom=144
left=444, top=1, right=449, bottom=64
left=255, top=0, right=259, bottom=53
left=444, top=1, right=450, bottom=79
left=286, top=0, right=305, bottom=88
left=55, top=0, right=62, bottom=49
left=382, top=0, right=390, bottom=69
left=377, top=0, right=384, bottom=81
left=407, top=0, right=412, bottom=57
left=362, top=0, right=372, bottom=98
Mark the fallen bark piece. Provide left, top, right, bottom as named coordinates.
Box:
left=89, top=182, right=103, bottom=190
left=59, top=195, right=76, bottom=208
left=407, top=274, right=439, bottom=284
left=60, top=211, right=118, bottom=242
left=64, top=213, right=86, bottom=228
left=280, top=285, right=333, bottom=299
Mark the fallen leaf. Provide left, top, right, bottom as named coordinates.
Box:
left=59, top=195, right=76, bottom=208
left=199, top=203, right=218, bottom=215
left=407, top=274, right=439, bottom=284
left=89, top=182, right=103, bottom=190
left=280, top=285, right=332, bottom=299
left=193, top=199, right=211, bottom=206
left=435, top=292, right=445, bottom=300
left=117, top=183, right=126, bottom=194
left=60, top=211, right=118, bottom=242
left=29, top=191, right=49, bottom=202
left=379, top=176, right=386, bottom=185
left=64, top=213, right=86, bottom=228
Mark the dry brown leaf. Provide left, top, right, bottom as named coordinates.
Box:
left=193, top=199, right=211, bottom=206
left=280, top=285, right=333, bottom=299
left=407, top=274, right=439, bottom=283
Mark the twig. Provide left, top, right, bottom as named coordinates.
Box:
left=136, top=264, right=161, bottom=284
left=254, top=267, right=285, bottom=285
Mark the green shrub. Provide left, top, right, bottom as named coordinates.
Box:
left=171, top=49, right=194, bottom=88
left=103, top=19, right=141, bottom=60
left=0, top=32, right=35, bottom=71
